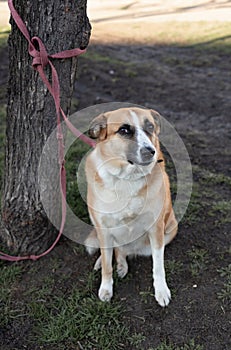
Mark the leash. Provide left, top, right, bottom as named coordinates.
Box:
left=0, top=0, right=95, bottom=262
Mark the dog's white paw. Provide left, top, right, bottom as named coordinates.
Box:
left=154, top=282, right=171, bottom=307
left=117, top=261, right=128, bottom=278
left=98, top=281, right=113, bottom=302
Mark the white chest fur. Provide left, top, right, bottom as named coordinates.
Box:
left=94, top=171, right=146, bottom=216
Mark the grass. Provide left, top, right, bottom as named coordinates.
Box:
left=217, top=265, right=231, bottom=305
left=193, top=165, right=231, bottom=187
left=29, top=289, right=129, bottom=349
left=83, top=50, right=124, bottom=66
left=148, top=339, right=204, bottom=350
left=0, top=261, right=131, bottom=349
left=180, top=189, right=201, bottom=226
left=139, top=287, right=155, bottom=304
left=128, top=332, right=146, bottom=348
left=25, top=267, right=131, bottom=349
left=209, top=200, right=231, bottom=226
left=180, top=165, right=231, bottom=227
left=187, top=248, right=209, bottom=277
left=165, top=259, right=183, bottom=278
left=65, top=137, right=91, bottom=222
left=0, top=262, right=22, bottom=325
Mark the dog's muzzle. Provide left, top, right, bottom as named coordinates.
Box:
left=128, top=145, right=155, bottom=166
left=139, top=146, right=155, bottom=165
left=140, top=146, right=155, bottom=161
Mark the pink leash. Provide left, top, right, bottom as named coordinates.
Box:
left=0, top=0, right=95, bottom=261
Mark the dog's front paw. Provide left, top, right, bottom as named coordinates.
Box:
left=98, top=281, right=113, bottom=302
left=154, top=282, right=171, bottom=307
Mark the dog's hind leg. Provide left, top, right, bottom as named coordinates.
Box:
left=85, top=229, right=103, bottom=271
left=93, top=255, right=102, bottom=271
left=85, top=229, right=99, bottom=255
left=115, top=248, right=128, bottom=278
left=164, top=225, right=178, bottom=246
left=164, top=212, right=178, bottom=246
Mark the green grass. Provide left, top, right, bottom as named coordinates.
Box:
left=139, top=287, right=155, bottom=304
left=187, top=248, right=209, bottom=277
left=217, top=265, right=231, bottom=304
left=28, top=286, right=129, bottom=349
left=193, top=165, right=231, bottom=187
left=81, top=50, right=139, bottom=82
left=83, top=50, right=124, bottom=66
left=181, top=165, right=231, bottom=227
left=65, top=137, right=91, bottom=222
left=149, top=339, right=204, bottom=350
left=128, top=332, right=146, bottom=348
left=191, top=166, right=231, bottom=228
left=0, top=261, right=131, bottom=349
left=180, top=184, right=203, bottom=226
left=165, top=259, right=183, bottom=277
left=0, top=262, right=22, bottom=325
left=209, top=200, right=231, bottom=226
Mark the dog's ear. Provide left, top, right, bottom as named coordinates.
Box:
left=150, top=110, right=161, bottom=135
left=88, top=113, right=107, bottom=141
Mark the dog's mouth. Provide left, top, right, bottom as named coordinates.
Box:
left=127, top=159, right=152, bottom=166
left=128, top=159, right=163, bottom=166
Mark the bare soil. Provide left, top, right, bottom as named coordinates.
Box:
left=0, top=2, right=231, bottom=349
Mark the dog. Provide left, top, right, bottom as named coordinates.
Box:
left=84, top=107, right=178, bottom=307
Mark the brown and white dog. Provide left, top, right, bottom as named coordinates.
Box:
left=84, top=107, right=177, bottom=307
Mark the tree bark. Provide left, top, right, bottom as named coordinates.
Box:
left=1, top=0, right=91, bottom=254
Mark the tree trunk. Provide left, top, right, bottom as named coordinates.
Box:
left=1, top=0, right=91, bottom=255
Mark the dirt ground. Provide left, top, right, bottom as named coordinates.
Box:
left=0, top=1, right=231, bottom=350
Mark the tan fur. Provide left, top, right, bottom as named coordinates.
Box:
left=85, top=107, right=178, bottom=307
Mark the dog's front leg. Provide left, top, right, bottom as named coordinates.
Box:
left=149, top=227, right=171, bottom=307
left=98, top=246, right=113, bottom=302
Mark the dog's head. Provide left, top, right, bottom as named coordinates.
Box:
left=88, top=107, right=161, bottom=168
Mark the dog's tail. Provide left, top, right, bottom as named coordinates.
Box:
left=85, top=229, right=100, bottom=255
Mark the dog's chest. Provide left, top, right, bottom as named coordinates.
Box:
left=96, top=176, right=148, bottom=225
left=116, top=179, right=144, bottom=216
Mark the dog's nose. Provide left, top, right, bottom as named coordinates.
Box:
left=140, top=146, right=155, bottom=159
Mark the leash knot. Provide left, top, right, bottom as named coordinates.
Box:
left=30, top=36, right=49, bottom=69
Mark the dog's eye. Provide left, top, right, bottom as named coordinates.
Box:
left=117, top=124, right=133, bottom=137
left=144, top=123, right=155, bottom=135
left=148, top=124, right=154, bottom=132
